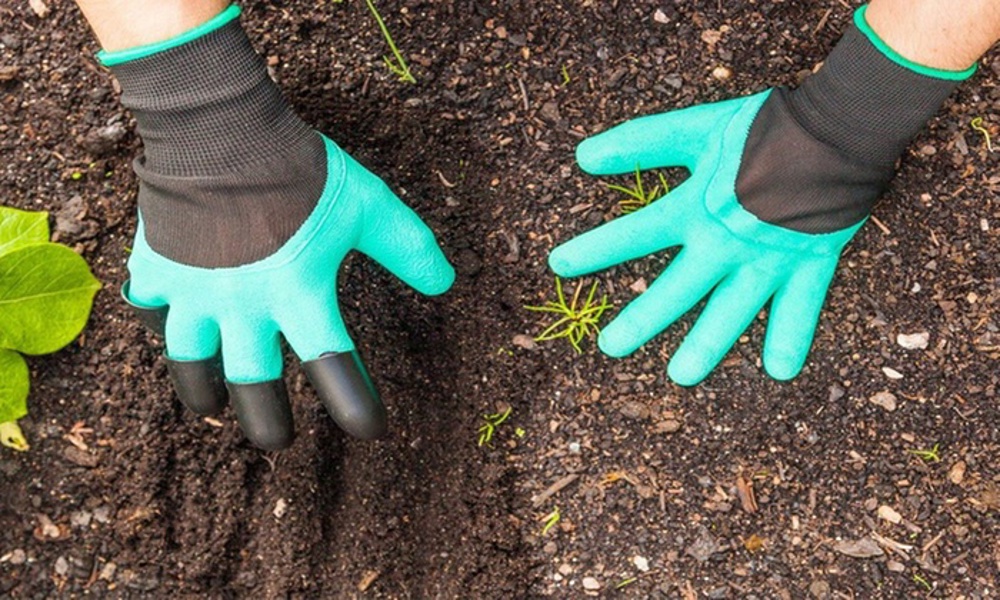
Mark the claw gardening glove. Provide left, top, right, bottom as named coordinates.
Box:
left=103, top=5, right=454, bottom=450
left=549, top=5, right=974, bottom=386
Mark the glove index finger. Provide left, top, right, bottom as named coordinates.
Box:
left=576, top=97, right=746, bottom=175
left=357, top=185, right=455, bottom=295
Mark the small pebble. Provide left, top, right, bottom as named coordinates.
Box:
left=558, top=563, right=573, bottom=575
left=869, top=391, right=897, bottom=412
left=99, top=562, right=117, bottom=581
left=882, top=367, right=904, bottom=380
left=877, top=505, right=903, bottom=524
left=8, top=549, right=26, bottom=565
left=582, top=576, right=601, bottom=590
left=273, top=498, right=288, bottom=519
left=543, top=541, right=558, bottom=554
left=948, top=461, right=966, bottom=485
left=70, top=511, right=92, bottom=528
left=896, top=332, right=929, bottom=350
left=512, top=334, right=538, bottom=351
left=711, top=66, right=732, bottom=81
left=886, top=560, right=905, bottom=573
left=632, top=555, right=650, bottom=572
left=54, top=556, right=69, bottom=577
left=568, top=441, right=581, bottom=454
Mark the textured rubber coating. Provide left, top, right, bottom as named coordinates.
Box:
left=121, top=280, right=166, bottom=336
left=735, top=14, right=963, bottom=233
left=108, top=17, right=325, bottom=267
left=553, top=92, right=863, bottom=385
left=302, top=351, right=387, bottom=440
left=166, top=356, right=227, bottom=415
left=228, top=380, right=294, bottom=450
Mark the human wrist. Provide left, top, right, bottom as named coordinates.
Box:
left=104, top=11, right=316, bottom=178
left=784, top=5, right=970, bottom=168
left=78, top=0, right=230, bottom=54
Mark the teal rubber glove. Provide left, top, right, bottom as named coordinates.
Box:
left=125, top=136, right=454, bottom=441
left=550, top=92, right=858, bottom=385
left=549, top=6, right=972, bottom=386
left=102, top=5, right=454, bottom=449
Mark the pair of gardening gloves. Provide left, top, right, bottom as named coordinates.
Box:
left=105, top=5, right=973, bottom=449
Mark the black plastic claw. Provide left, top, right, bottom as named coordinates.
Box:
left=227, top=380, right=295, bottom=451
left=303, top=351, right=386, bottom=440
left=166, top=356, right=227, bottom=416
left=120, top=279, right=167, bottom=337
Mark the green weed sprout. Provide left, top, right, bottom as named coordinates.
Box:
left=607, top=164, right=669, bottom=214
left=560, top=64, right=571, bottom=86
left=541, top=506, right=560, bottom=535
left=913, top=573, right=932, bottom=592
left=970, top=117, right=995, bottom=152
left=478, top=406, right=512, bottom=447
left=364, top=0, right=416, bottom=83
left=524, top=278, right=612, bottom=353
left=908, top=443, right=941, bottom=463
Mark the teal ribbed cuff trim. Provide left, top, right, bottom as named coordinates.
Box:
left=854, top=4, right=976, bottom=81
left=97, top=4, right=241, bottom=67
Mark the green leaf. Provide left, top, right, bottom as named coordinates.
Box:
left=0, top=421, right=29, bottom=451
left=0, top=349, right=28, bottom=423
left=0, top=243, right=101, bottom=355
left=0, top=206, right=49, bottom=257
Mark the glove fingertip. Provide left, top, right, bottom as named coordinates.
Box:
left=597, top=328, right=636, bottom=359
left=762, top=348, right=806, bottom=382
left=575, top=136, right=616, bottom=175
left=666, top=356, right=709, bottom=387
left=546, top=246, right=575, bottom=277
left=419, top=261, right=456, bottom=296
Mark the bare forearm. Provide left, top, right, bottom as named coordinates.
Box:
left=74, top=0, right=228, bottom=51
left=867, top=0, right=1000, bottom=70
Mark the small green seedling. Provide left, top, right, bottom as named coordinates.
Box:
left=560, top=64, right=571, bottom=86
left=0, top=207, right=100, bottom=451
left=606, top=164, right=669, bottom=214
left=541, top=506, right=560, bottom=535
left=908, top=443, right=941, bottom=463
left=970, top=117, right=995, bottom=152
left=364, top=0, right=416, bottom=84
left=477, top=406, right=512, bottom=447
left=524, top=278, right=612, bottom=353
left=616, top=577, right=637, bottom=589
left=514, top=427, right=526, bottom=438
left=913, top=573, right=932, bottom=592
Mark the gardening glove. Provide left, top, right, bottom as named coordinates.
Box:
left=549, top=5, right=974, bottom=386
left=103, top=5, right=454, bottom=450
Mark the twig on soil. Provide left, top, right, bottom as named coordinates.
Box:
left=517, top=77, right=529, bottom=111
left=869, top=215, right=891, bottom=235
left=871, top=531, right=913, bottom=559
left=531, top=473, right=580, bottom=507
left=813, top=8, right=833, bottom=36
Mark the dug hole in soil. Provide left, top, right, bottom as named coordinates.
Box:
left=1, top=0, right=998, bottom=597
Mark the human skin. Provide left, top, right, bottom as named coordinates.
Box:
left=74, top=0, right=228, bottom=52
left=866, top=0, right=1000, bottom=70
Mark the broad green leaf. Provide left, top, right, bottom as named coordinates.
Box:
left=0, top=206, right=49, bottom=257
left=0, top=421, right=29, bottom=451
left=0, top=348, right=28, bottom=423
left=0, top=243, right=101, bottom=354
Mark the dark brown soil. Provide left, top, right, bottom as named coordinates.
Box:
left=1, top=0, right=998, bottom=598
